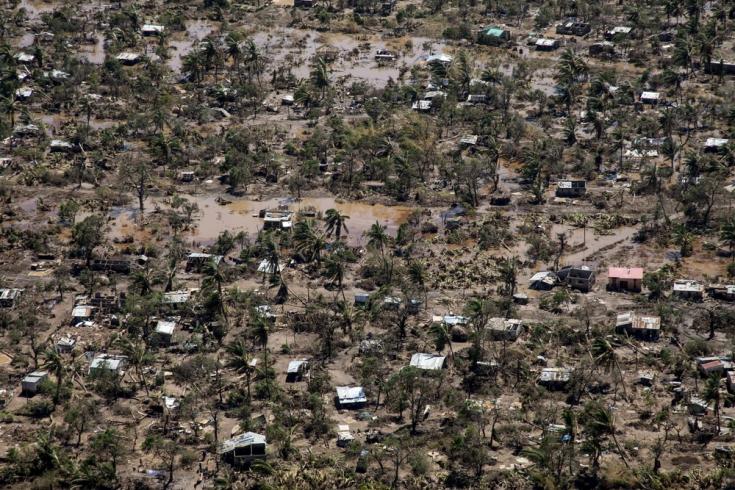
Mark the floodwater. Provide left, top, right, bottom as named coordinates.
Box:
left=106, top=194, right=416, bottom=248
left=189, top=195, right=415, bottom=246
left=16, top=0, right=56, bottom=20
left=11, top=1, right=448, bottom=89
left=167, top=20, right=216, bottom=72
left=78, top=33, right=105, bottom=64
left=78, top=17, right=450, bottom=87
left=251, top=29, right=447, bottom=85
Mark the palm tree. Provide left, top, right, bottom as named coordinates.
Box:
left=203, top=259, right=229, bottom=329
left=365, top=221, right=389, bottom=258
left=182, top=50, right=205, bottom=84
left=324, top=252, right=347, bottom=300
left=591, top=337, right=627, bottom=400
left=335, top=300, right=363, bottom=339
left=429, top=321, right=454, bottom=360
left=672, top=223, right=694, bottom=257
left=293, top=220, right=326, bottom=265
left=115, top=336, right=150, bottom=396
left=705, top=373, right=722, bottom=434
left=2, top=95, right=19, bottom=127
left=324, top=208, right=349, bottom=240
left=294, top=81, right=317, bottom=108
left=200, top=39, right=224, bottom=79
left=582, top=402, right=629, bottom=469
left=407, top=260, right=428, bottom=306
left=496, top=258, right=518, bottom=300
left=225, top=33, right=243, bottom=74
left=131, top=266, right=156, bottom=296
left=465, top=298, right=492, bottom=365
left=720, top=218, right=735, bottom=263
left=226, top=339, right=256, bottom=403
left=250, top=313, right=272, bottom=400
left=310, top=57, right=330, bottom=101
left=244, top=40, right=264, bottom=85
left=42, top=348, right=65, bottom=406
left=259, top=233, right=282, bottom=284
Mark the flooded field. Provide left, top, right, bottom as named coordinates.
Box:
left=252, top=29, right=448, bottom=85
left=78, top=33, right=105, bottom=64
left=16, top=0, right=56, bottom=20
left=160, top=21, right=448, bottom=86
left=167, top=20, right=216, bottom=72
left=108, top=194, right=417, bottom=247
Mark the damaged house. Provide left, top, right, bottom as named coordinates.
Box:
left=555, top=179, right=586, bottom=198
left=557, top=265, right=595, bottom=292
left=538, top=367, right=572, bottom=390
left=487, top=318, right=523, bottom=341
left=615, top=312, right=661, bottom=340
left=673, top=280, right=704, bottom=301
left=335, top=386, right=367, bottom=409
left=186, top=253, right=223, bottom=272
left=0, top=288, right=23, bottom=308
left=219, top=432, right=267, bottom=467
left=409, top=353, right=447, bottom=371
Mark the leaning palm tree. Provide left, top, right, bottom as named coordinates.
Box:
left=582, top=402, right=629, bottom=469
left=115, top=336, right=150, bottom=396
left=42, top=348, right=65, bottom=406
left=429, top=321, right=454, bottom=360
left=591, top=337, right=627, bottom=400
left=324, top=208, right=349, bottom=240
left=226, top=339, right=256, bottom=403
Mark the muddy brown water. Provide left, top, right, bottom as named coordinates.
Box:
left=166, top=20, right=216, bottom=72
left=163, top=23, right=447, bottom=87
left=78, top=33, right=106, bottom=64
left=107, top=195, right=416, bottom=248
left=252, top=29, right=448, bottom=85
left=16, top=0, right=56, bottom=20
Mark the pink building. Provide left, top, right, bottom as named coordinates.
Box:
left=607, top=267, right=644, bottom=293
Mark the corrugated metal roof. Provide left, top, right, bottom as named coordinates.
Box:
left=218, top=432, right=266, bottom=454
left=287, top=360, right=309, bottom=374
left=155, top=320, right=176, bottom=335
left=336, top=386, right=366, bottom=405
left=410, top=353, right=446, bottom=370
